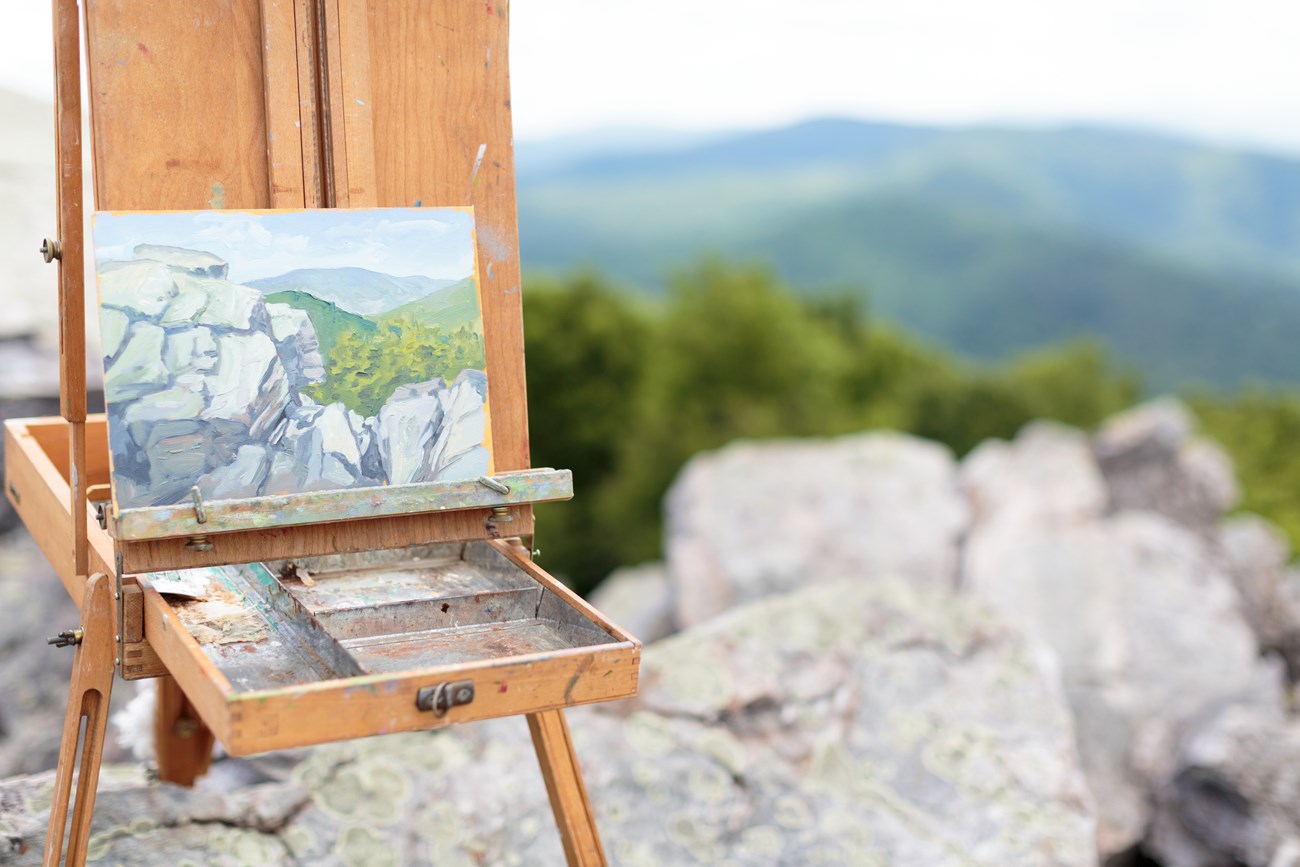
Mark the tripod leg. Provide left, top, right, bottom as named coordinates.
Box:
left=527, top=709, right=607, bottom=867
left=154, top=676, right=215, bottom=786
left=44, top=573, right=115, bottom=867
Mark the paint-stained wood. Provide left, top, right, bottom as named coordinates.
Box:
left=224, top=644, right=637, bottom=755
left=84, top=0, right=271, bottom=210
left=76, top=1, right=534, bottom=569
left=29, top=10, right=631, bottom=860
left=117, top=506, right=534, bottom=574
left=360, top=2, right=530, bottom=474
left=111, top=470, right=571, bottom=542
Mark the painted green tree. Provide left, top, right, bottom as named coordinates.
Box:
left=306, top=316, right=486, bottom=417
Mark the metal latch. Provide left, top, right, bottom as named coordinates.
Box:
left=415, top=680, right=475, bottom=718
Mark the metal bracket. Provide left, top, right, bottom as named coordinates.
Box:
left=190, top=486, right=207, bottom=523
left=114, top=552, right=125, bottom=670
left=415, top=680, right=475, bottom=718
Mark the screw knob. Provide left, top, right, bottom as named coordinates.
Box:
left=47, top=628, right=83, bottom=648
left=40, top=238, right=62, bottom=263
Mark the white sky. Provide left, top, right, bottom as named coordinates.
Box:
left=2, top=1, right=1298, bottom=153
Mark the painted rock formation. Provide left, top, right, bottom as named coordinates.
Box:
left=100, top=246, right=488, bottom=508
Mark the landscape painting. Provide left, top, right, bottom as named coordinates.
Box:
left=92, top=207, right=491, bottom=511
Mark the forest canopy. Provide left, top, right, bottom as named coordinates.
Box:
left=522, top=260, right=1300, bottom=595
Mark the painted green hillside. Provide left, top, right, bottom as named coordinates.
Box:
left=266, top=278, right=485, bottom=417
left=377, top=276, right=482, bottom=332
left=265, top=289, right=377, bottom=364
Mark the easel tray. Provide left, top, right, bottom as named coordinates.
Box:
left=5, top=415, right=639, bottom=756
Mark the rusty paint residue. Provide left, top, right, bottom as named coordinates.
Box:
left=173, top=586, right=268, bottom=646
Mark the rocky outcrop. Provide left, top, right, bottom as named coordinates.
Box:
left=1094, top=398, right=1239, bottom=534
left=373, top=369, right=490, bottom=486
left=1146, top=705, right=1300, bottom=867
left=0, top=579, right=1098, bottom=866
left=634, top=400, right=1299, bottom=863
left=100, top=248, right=489, bottom=507
left=665, top=432, right=969, bottom=627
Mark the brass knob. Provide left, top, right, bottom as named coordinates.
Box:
left=40, top=238, right=62, bottom=263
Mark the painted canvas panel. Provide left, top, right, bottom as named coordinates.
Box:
left=92, top=207, right=491, bottom=510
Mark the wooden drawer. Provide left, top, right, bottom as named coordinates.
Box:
left=146, top=539, right=639, bottom=755
left=5, top=416, right=640, bottom=755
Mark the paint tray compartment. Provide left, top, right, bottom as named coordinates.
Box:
left=141, top=540, right=640, bottom=755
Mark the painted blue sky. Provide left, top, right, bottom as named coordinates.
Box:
left=91, top=208, right=477, bottom=284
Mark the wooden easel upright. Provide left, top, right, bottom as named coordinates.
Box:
left=11, top=3, right=640, bottom=865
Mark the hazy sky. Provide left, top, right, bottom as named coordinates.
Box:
left=3, top=1, right=1298, bottom=153
left=93, top=209, right=477, bottom=284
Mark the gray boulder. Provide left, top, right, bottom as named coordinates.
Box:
left=1216, top=515, right=1300, bottom=682
left=1146, top=704, right=1300, bottom=867
left=965, top=508, right=1278, bottom=856
left=960, top=420, right=1108, bottom=529
left=0, top=580, right=1097, bottom=866
left=1093, top=398, right=1239, bottom=533
left=664, top=432, right=969, bottom=627
left=586, top=562, right=675, bottom=643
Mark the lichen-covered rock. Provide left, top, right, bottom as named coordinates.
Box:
left=1093, top=398, right=1239, bottom=533
left=0, top=580, right=1097, bottom=866
left=965, top=509, right=1279, bottom=855
left=664, top=432, right=969, bottom=627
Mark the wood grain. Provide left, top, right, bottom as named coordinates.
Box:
left=154, top=676, right=216, bottom=786
left=224, top=643, right=638, bottom=755
left=362, top=1, right=530, bottom=473
left=84, top=0, right=271, bottom=210
left=140, top=580, right=237, bottom=742
left=528, top=709, right=608, bottom=867
left=260, top=0, right=308, bottom=208
left=116, top=504, right=534, bottom=574
left=42, top=573, right=115, bottom=867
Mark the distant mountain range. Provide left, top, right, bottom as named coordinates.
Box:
left=516, top=118, right=1300, bottom=391
left=249, top=267, right=463, bottom=316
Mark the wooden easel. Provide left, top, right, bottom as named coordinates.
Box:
left=14, top=3, right=638, bottom=865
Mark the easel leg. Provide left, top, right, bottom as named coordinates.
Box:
left=528, top=709, right=607, bottom=867
left=43, top=574, right=115, bottom=867
left=154, top=676, right=215, bottom=786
